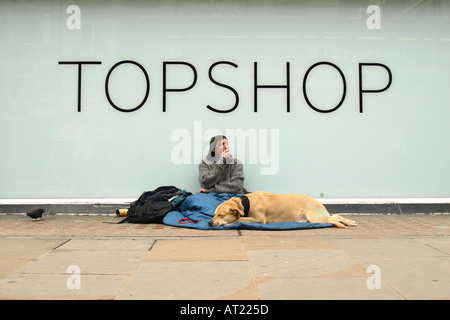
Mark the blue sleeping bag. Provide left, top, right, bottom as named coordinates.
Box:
left=163, top=193, right=333, bottom=230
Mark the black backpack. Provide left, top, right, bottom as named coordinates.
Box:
left=118, top=200, right=174, bottom=224
left=118, top=186, right=191, bottom=224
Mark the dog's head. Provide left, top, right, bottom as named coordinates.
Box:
left=208, top=198, right=245, bottom=227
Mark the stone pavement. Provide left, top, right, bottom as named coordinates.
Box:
left=0, top=214, right=448, bottom=300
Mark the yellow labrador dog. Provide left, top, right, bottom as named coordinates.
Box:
left=209, top=191, right=357, bottom=228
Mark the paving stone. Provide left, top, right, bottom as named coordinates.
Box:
left=56, top=238, right=154, bottom=251
left=0, top=238, right=68, bottom=280
left=355, top=255, right=450, bottom=300
left=0, top=273, right=128, bottom=300
left=243, top=236, right=338, bottom=250
left=332, top=238, right=446, bottom=257
left=415, top=238, right=450, bottom=255
left=116, top=261, right=256, bottom=300
left=257, top=277, right=403, bottom=300
left=248, top=249, right=358, bottom=278
left=143, top=238, right=247, bottom=262
left=18, top=239, right=152, bottom=275
left=333, top=238, right=450, bottom=300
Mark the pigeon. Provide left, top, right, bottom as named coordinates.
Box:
left=26, top=208, right=45, bottom=221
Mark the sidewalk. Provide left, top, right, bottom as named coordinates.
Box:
left=0, top=214, right=448, bottom=300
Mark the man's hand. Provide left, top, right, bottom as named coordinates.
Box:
left=221, top=152, right=233, bottom=164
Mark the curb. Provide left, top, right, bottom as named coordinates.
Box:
left=1, top=201, right=448, bottom=215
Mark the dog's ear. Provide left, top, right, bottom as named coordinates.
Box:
left=230, top=209, right=244, bottom=217
left=231, top=197, right=245, bottom=212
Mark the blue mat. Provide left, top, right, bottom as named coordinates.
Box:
left=163, top=193, right=333, bottom=230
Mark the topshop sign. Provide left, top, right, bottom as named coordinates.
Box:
left=58, top=60, right=392, bottom=114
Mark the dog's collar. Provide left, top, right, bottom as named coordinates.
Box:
left=239, top=195, right=250, bottom=217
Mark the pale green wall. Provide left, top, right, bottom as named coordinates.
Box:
left=0, top=0, right=449, bottom=199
